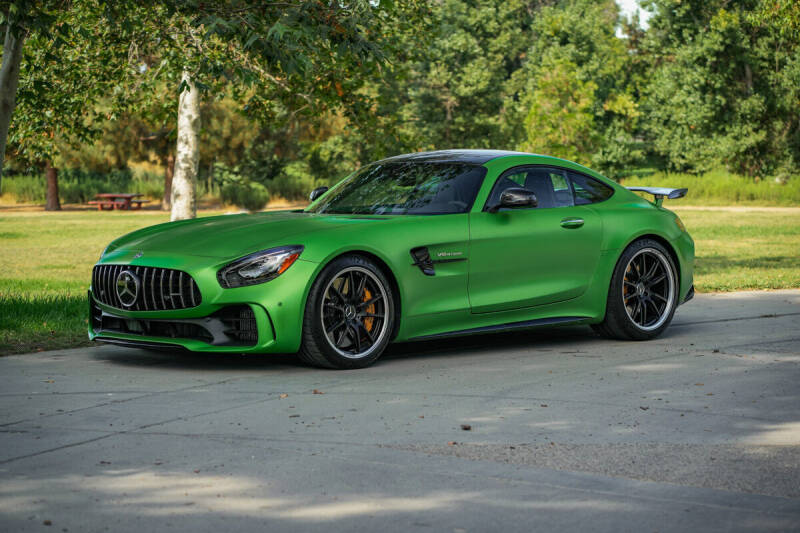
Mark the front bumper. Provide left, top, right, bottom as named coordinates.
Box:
left=88, top=250, right=319, bottom=353
left=90, top=294, right=262, bottom=348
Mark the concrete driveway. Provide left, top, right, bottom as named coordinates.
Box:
left=1, top=290, right=799, bottom=532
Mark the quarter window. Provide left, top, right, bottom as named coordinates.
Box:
left=569, top=172, right=614, bottom=205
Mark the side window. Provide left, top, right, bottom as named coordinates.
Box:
left=486, top=167, right=574, bottom=210
left=569, top=172, right=614, bottom=205
left=506, top=171, right=527, bottom=187
left=486, top=171, right=526, bottom=208
left=544, top=169, right=574, bottom=208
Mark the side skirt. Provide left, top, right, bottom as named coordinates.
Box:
left=408, top=316, right=590, bottom=341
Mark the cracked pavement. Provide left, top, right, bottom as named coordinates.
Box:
left=1, top=290, right=799, bottom=531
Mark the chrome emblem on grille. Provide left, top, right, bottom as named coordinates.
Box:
left=115, top=270, right=140, bottom=308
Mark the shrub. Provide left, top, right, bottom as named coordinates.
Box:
left=220, top=179, right=270, bottom=211
left=1, top=175, right=46, bottom=203
left=216, top=164, right=270, bottom=211
left=1, top=169, right=166, bottom=204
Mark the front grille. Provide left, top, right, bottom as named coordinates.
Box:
left=99, top=313, right=215, bottom=344
left=92, top=264, right=202, bottom=311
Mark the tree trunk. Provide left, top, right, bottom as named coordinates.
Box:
left=162, top=152, right=175, bottom=210
left=170, top=69, right=199, bottom=221
left=45, top=161, right=60, bottom=211
left=0, top=22, right=26, bottom=193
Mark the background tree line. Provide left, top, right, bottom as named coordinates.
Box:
left=1, top=0, right=798, bottom=219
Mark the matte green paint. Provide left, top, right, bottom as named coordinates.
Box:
left=89, top=154, right=694, bottom=352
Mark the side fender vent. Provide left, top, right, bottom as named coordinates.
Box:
left=410, top=247, right=435, bottom=276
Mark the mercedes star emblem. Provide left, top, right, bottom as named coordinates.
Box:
left=115, top=270, right=140, bottom=307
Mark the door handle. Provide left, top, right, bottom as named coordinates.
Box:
left=560, top=217, right=584, bottom=229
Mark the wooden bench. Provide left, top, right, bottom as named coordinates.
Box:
left=89, top=194, right=149, bottom=210
left=129, top=199, right=150, bottom=210
left=88, top=200, right=118, bottom=211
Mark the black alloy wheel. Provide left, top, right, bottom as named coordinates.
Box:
left=593, top=239, right=678, bottom=341
left=300, top=255, right=395, bottom=369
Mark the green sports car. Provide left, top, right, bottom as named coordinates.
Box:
left=89, top=150, right=694, bottom=368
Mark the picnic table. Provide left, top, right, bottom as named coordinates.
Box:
left=88, top=193, right=150, bottom=211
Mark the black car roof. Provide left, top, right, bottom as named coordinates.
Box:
left=379, top=149, right=529, bottom=165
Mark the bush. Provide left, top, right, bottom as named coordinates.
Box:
left=269, top=160, right=318, bottom=200
left=1, top=175, right=45, bottom=203
left=215, top=163, right=270, bottom=210
left=220, top=179, right=270, bottom=211
left=618, top=169, right=800, bottom=206
left=1, top=169, right=164, bottom=204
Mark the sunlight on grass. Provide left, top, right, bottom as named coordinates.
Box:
left=672, top=207, right=800, bottom=292
left=0, top=210, right=223, bottom=354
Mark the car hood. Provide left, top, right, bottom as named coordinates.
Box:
left=109, top=211, right=374, bottom=259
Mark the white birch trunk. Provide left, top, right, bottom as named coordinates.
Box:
left=170, top=69, right=200, bottom=221
left=0, top=23, right=25, bottom=192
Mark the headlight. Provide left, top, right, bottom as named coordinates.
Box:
left=217, top=245, right=304, bottom=288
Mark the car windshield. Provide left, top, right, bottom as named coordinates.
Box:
left=306, top=161, right=487, bottom=215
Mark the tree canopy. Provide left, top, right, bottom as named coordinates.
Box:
left=1, top=0, right=798, bottom=213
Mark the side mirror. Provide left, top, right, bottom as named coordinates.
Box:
left=488, top=187, right=538, bottom=213
left=309, top=186, right=329, bottom=202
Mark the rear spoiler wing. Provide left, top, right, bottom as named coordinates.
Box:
left=626, top=187, right=687, bottom=207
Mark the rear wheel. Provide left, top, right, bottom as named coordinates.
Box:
left=299, top=255, right=395, bottom=369
left=593, top=239, right=678, bottom=340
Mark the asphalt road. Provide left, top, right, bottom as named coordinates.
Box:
left=1, top=290, right=799, bottom=532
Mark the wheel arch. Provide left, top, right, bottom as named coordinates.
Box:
left=306, top=249, right=403, bottom=341
left=627, top=233, right=681, bottom=283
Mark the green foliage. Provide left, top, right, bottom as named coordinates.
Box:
left=8, top=1, right=139, bottom=167
left=514, top=0, right=643, bottom=172
left=4, top=0, right=800, bottom=205
left=519, top=58, right=598, bottom=163
left=2, top=169, right=163, bottom=203
left=215, top=163, right=270, bottom=211
left=620, top=170, right=800, bottom=206
left=639, top=0, right=800, bottom=176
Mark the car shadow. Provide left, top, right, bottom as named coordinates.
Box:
left=92, top=325, right=602, bottom=371
left=383, top=325, right=598, bottom=361
left=91, top=343, right=302, bottom=371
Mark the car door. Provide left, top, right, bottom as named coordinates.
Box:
left=468, top=166, right=604, bottom=314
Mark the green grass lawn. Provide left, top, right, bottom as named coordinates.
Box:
left=1, top=207, right=798, bottom=355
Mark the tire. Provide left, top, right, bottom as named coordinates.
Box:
left=298, top=255, right=395, bottom=369
left=593, top=239, right=679, bottom=341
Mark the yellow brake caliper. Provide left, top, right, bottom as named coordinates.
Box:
left=363, top=288, right=375, bottom=332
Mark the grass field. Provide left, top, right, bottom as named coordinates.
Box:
left=1, top=206, right=799, bottom=355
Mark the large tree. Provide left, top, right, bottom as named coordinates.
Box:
left=3, top=0, right=414, bottom=214
left=0, top=1, right=67, bottom=194
left=4, top=1, right=136, bottom=209
left=123, top=0, right=408, bottom=220
left=639, top=0, right=800, bottom=176
left=515, top=0, right=639, bottom=173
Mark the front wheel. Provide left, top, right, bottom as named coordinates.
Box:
left=593, top=239, right=678, bottom=340
left=299, top=255, right=395, bottom=369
